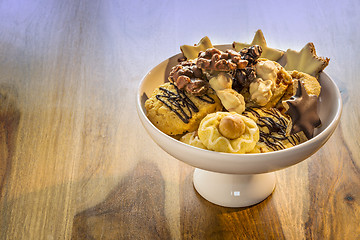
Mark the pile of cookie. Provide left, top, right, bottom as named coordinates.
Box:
left=145, top=30, right=329, bottom=153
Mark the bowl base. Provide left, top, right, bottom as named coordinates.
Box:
left=193, top=168, right=276, bottom=208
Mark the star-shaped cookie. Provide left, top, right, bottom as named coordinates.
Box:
left=232, top=29, right=284, bottom=61
left=284, top=42, right=330, bottom=78
left=283, top=80, right=321, bottom=139
left=180, top=36, right=213, bottom=60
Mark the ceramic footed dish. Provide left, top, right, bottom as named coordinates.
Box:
left=137, top=44, right=342, bottom=207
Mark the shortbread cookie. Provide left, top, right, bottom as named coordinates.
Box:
left=243, top=107, right=308, bottom=153
left=233, top=29, right=284, bottom=61
left=249, top=131, right=307, bottom=153
left=276, top=71, right=321, bottom=112
left=284, top=42, right=330, bottom=78
left=198, top=112, right=259, bottom=153
left=145, top=82, right=222, bottom=135
left=180, top=36, right=213, bottom=60
left=289, top=70, right=321, bottom=97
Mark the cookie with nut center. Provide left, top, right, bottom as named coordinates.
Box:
left=198, top=112, right=259, bottom=153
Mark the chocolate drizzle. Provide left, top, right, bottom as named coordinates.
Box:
left=196, top=94, right=216, bottom=104
left=156, top=83, right=215, bottom=123
left=244, top=108, right=300, bottom=151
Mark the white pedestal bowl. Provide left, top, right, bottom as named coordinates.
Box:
left=136, top=45, right=342, bottom=208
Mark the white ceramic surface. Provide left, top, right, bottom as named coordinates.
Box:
left=136, top=45, right=342, bottom=207
left=193, top=169, right=276, bottom=207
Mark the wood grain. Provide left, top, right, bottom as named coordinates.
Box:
left=72, top=161, right=172, bottom=239
left=0, top=0, right=359, bottom=239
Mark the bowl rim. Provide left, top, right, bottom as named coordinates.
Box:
left=136, top=47, right=343, bottom=160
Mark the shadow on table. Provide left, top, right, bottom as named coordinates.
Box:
left=71, top=161, right=172, bottom=239
left=0, top=84, right=20, bottom=197
left=72, top=160, right=286, bottom=239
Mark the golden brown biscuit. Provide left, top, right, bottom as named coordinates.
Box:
left=243, top=107, right=308, bottom=152
left=145, top=82, right=222, bottom=135
left=277, top=70, right=321, bottom=112
left=289, top=70, right=321, bottom=97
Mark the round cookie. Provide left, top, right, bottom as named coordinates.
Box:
left=145, top=82, right=222, bottom=135
left=277, top=70, right=321, bottom=112
left=198, top=112, right=259, bottom=153
left=289, top=70, right=321, bottom=97
left=243, top=107, right=308, bottom=153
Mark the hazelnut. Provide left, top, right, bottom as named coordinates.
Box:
left=218, top=115, right=246, bottom=139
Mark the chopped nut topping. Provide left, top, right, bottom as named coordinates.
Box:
left=169, top=61, right=209, bottom=96
left=240, top=45, right=263, bottom=65
left=231, top=45, right=263, bottom=92
left=196, top=48, right=248, bottom=72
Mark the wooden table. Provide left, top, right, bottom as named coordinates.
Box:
left=0, top=0, right=359, bottom=239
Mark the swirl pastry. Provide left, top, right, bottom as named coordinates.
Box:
left=198, top=112, right=259, bottom=153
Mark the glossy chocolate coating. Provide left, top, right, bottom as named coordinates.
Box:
left=284, top=80, right=321, bottom=139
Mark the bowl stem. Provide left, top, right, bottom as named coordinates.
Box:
left=193, top=168, right=276, bottom=208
